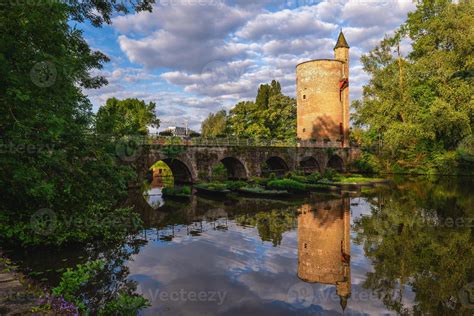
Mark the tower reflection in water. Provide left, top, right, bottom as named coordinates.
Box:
left=297, top=198, right=351, bottom=310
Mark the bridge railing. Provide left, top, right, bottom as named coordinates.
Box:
left=146, top=135, right=344, bottom=148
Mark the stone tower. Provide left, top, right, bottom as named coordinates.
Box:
left=297, top=198, right=351, bottom=311
left=296, top=32, right=350, bottom=147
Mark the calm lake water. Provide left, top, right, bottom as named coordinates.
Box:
left=6, top=177, right=474, bottom=315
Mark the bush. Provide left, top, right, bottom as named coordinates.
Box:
left=286, top=172, right=307, bottom=183
left=211, top=163, right=228, bottom=181
left=162, top=186, right=192, bottom=196
left=351, top=152, right=381, bottom=174
left=392, top=163, right=408, bottom=174
left=197, top=182, right=228, bottom=191
left=250, top=177, right=268, bottom=186
left=52, top=260, right=106, bottom=311
left=98, top=293, right=150, bottom=316
left=224, top=180, right=247, bottom=190
left=306, top=172, right=322, bottom=183
left=49, top=260, right=149, bottom=315
left=267, top=179, right=306, bottom=191
left=181, top=186, right=192, bottom=195
left=322, top=168, right=340, bottom=181
left=432, top=151, right=459, bottom=175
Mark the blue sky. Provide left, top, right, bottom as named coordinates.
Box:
left=81, top=0, right=416, bottom=131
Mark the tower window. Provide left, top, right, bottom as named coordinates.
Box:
left=303, top=95, right=306, bottom=99
left=303, top=128, right=306, bottom=133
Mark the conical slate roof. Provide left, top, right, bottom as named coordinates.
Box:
left=334, top=31, right=350, bottom=49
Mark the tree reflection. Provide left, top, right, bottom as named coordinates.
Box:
left=8, top=234, right=148, bottom=314
left=235, top=208, right=297, bottom=246
left=79, top=236, right=148, bottom=313
left=353, top=178, right=474, bottom=315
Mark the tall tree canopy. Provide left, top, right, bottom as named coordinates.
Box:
left=352, top=0, right=473, bottom=174
left=201, top=110, right=228, bottom=137
left=96, top=98, right=159, bottom=136
left=67, top=0, right=155, bottom=27
left=202, top=80, right=296, bottom=140
left=0, top=2, right=153, bottom=245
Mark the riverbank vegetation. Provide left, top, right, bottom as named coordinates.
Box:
left=352, top=0, right=473, bottom=175
left=190, top=170, right=382, bottom=198
left=0, top=2, right=160, bottom=247
left=162, top=186, right=192, bottom=198
left=1, top=2, right=156, bottom=314
left=33, top=260, right=149, bottom=315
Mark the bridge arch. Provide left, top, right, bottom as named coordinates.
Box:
left=220, top=157, right=248, bottom=180
left=148, top=158, right=194, bottom=184
left=263, top=156, right=289, bottom=176
left=299, top=156, right=321, bottom=174
left=327, top=155, right=344, bottom=172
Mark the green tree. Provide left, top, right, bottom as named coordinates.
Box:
left=201, top=110, right=228, bottom=137
left=96, top=98, right=159, bottom=136
left=255, top=80, right=282, bottom=109
left=227, top=101, right=263, bottom=137
left=0, top=2, right=150, bottom=245
left=68, top=0, right=155, bottom=27
left=226, top=80, right=296, bottom=140
left=265, top=94, right=296, bottom=140
left=353, top=0, right=473, bottom=174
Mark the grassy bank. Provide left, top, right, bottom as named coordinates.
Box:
left=190, top=170, right=386, bottom=198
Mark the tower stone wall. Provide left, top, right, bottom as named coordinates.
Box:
left=296, top=32, right=350, bottom=147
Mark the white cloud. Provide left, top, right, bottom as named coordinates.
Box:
left=341, top=0, right=416, bottom=28
left=261, top=37, right=334, bottom=56
left=236, top=7, right=336, bottom=40
left=113, top=1, right=255, bottom=71
left=85, top=0, right=417, bottom=131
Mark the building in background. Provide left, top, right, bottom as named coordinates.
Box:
left=165, top=126, right=188, bottom=137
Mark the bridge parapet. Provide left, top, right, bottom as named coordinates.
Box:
left=146, top=135, right=346, bottom=149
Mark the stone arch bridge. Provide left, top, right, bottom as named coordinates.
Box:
left=134, top=139, right=360, bottom=184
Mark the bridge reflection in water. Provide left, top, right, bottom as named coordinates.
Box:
left=298, top=198, right=351, bottom=310
left=130, top=190, right=352, bottom=311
